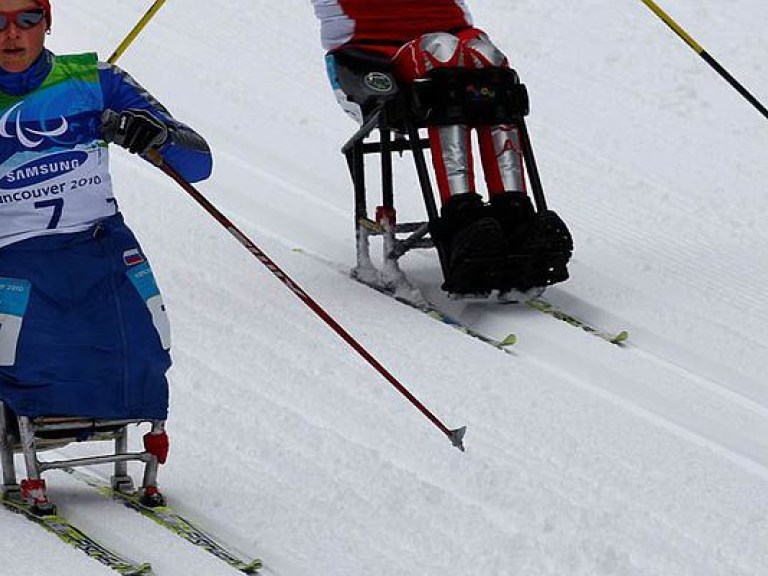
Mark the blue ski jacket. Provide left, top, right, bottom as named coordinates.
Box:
left=0, top=51, right=211, bottom=419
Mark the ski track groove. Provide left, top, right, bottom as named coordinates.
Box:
left=176, top=331, right=759, bottom=576
left=165, top=243, right=749, bottom=574
left=628, top=344, right=768, bottom=417
left=153, top=182, right=768, bottom=522
left=520, top=337, right=768, bottom=481
left=277, top=242, right=768, bottom=482
left=171, top=354, right=529, bottom=575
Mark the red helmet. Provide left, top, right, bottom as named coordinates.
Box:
left=36, top=0, right=52, bottom=29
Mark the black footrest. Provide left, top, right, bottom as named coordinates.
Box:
left=442, top=250, right=570, bottom=294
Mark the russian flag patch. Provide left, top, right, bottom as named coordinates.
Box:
left=123, top=249, right=145, bottom=267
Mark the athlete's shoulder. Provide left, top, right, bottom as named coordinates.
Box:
left=50, top=52, right=99, bottom=67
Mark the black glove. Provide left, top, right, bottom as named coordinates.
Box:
left=101, top=109, right=168, bottom=155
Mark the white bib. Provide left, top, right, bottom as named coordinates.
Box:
left=0, top=145, right=115, bottom=248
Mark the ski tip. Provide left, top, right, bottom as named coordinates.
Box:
left=498, top=333, right=517, bottom=347
left=449, top=426, right=467, bottom=452
left=240, top=559, right=264, bottom=573
left=122, top=563, right=153, bottom=576
left=611, top=330, right=630, bottom=345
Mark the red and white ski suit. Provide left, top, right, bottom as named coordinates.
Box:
left=314, top=0, right=473, bottom=54
left=312, top=0, right=525, bottom=201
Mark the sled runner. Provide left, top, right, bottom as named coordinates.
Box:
left=334, top=48, right=573, bottom=299
left=1, top=400, right=167, bottom=516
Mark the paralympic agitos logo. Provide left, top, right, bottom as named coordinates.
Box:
left=0, top=100, right=80, bottom=190
left=0, top=100, right=69, bottom=148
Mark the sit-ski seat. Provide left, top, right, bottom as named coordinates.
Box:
left=332, top=47, right=572, bottom=298
left=0, top=400, right=167, bottom=516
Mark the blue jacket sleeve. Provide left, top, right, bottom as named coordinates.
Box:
left=99, top=62, right=213, bottom=183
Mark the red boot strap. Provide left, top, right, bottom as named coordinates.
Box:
left=143, top=431, right=169, bottom=464
left=375, top=206, right=396, bottom=226
left=21, top=478, right=49, bottom=502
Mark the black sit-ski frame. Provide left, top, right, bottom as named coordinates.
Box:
left=338, top=63, right=550, bottom=292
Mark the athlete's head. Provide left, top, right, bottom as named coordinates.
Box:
left=0, top=0, right=49, bottom=73
left=35, top=0, right=51, bottom=29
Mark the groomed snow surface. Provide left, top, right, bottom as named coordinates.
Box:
left=2, top=1, right=768, bottom=574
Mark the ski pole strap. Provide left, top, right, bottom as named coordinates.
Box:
left=638, top=0, right=768, bottom=122
left=108, top=0, right=167, bottom=65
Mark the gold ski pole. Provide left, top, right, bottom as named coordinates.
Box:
left=107, top=0, right=167, bottom=64
left=638, top=0, right=768, bottom=122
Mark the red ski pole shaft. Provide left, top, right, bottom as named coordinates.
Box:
left=150, top=154, right=466, bottom=451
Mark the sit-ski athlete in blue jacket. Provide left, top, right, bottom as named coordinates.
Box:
left=0, top=0, right=211, bottom=433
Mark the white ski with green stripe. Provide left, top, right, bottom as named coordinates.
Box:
left=527, top=298, right=629, bottom=345
left=62, top=467, right=262, bottom=574
left=2, top=493, right=152, bottom=575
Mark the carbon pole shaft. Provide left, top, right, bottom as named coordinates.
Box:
left=107, top=9, right=466, bottom=451
left=148, top=154, right=467, bottom=452
left=639, top=0, right=768, bottom=122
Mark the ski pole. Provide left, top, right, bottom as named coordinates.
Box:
left=107, top=0, right=167, bottom=64
left=637, top=0, right=768, bottom=122
left=104, top=10, right=465, bottom=451
left=145, top=152, right=467, bottom=451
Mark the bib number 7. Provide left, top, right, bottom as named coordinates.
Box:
left=34, top=198, right=64, bottom=229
